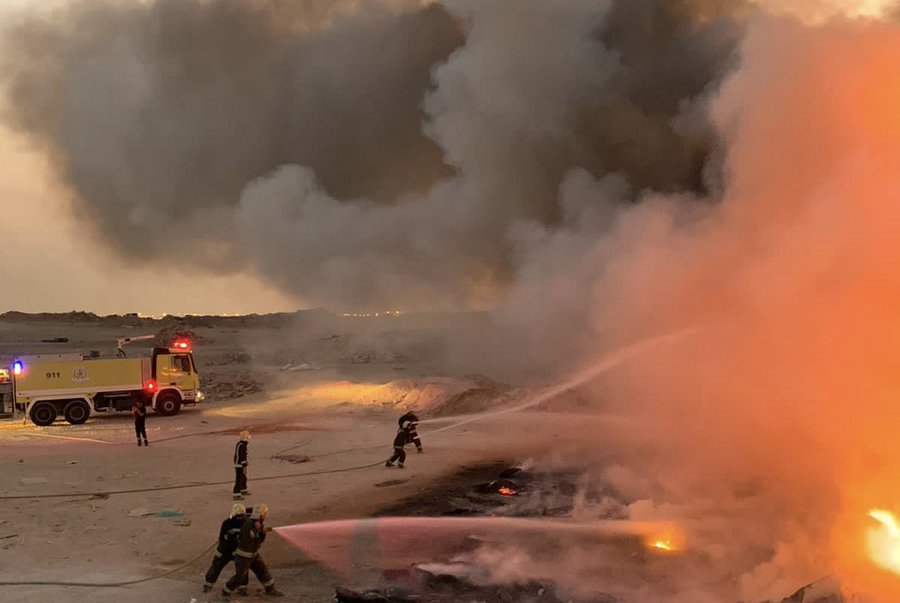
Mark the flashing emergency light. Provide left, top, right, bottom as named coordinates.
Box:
left=145, top=380, right=156, bottom=391
left=173, top=341, right=190, bottom=350
left=13, top=360, right=23, bottom=376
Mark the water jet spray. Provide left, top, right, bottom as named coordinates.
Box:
left=422, top=327, right=697, bottom=434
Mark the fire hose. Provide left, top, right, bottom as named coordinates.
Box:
left=0, top=541, right=218, bottom=588
left=0, top=459, right=386, bottom=501
left=0, top=525, right=301, bottom=588
left=0, top=458, right=387, bottom=588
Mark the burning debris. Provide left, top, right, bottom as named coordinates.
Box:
left=649, top=539, right=676, bottom=553
left=327, top=464, right=673, bottom=602
left=376, top=464, right=599, bottom=520
left=329, top=462, right=834, bottom=603
left=334, top=567, right=597, bottom=603
left=473, top=469, right=526, bottom=499
left=777, top=578, right=844, bottom=603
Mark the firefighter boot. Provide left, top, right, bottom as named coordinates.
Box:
left=397, top=462, right=405, bottom=469
left=265, top=585, right=285, bottom=597
left=385, top=460, right=393, bottom=467
left=203, top=583, right=213, bottom=593
left=143, top=439, right=149, bottom=446
left=417, top=446, right=423, bottom=454
left=237, top=586, right=248, bottom=596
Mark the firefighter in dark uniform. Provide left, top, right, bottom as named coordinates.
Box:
left=233, top=431, right=250, bottom=500
left=132, top=399, right=148, bottom=446
left=398, top=411, right=423, bottom=453
left=385, top=428, right=408, bottom=468
left=222, top=504, right=283, bottom=597
left=203, top=503, right=250, bottom=593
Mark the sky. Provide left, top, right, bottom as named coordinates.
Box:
left=0, top=120, right=297, bottom=315
left=0, top=0, right=297, bottom=315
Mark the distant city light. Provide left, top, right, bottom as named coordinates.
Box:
left=340, top=310, right=404, bottom=318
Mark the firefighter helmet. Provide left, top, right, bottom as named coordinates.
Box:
left=251, top=504, right=268, bottom=521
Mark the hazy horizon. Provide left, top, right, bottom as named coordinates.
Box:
left=0, top=121, right=301, bottom=315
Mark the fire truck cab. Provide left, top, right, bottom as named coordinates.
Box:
left=11, top=341, right=204, bottom=426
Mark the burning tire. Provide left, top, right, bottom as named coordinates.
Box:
left=155, top=391, right=182, bottom=416
left=63, top=399, right=90, bottom=425
left=29, top=401, right=58, bottom=426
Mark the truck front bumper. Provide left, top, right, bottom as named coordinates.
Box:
left=182, top=390, right=205, bottom=403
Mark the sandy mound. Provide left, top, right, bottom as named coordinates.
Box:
left=306, top=375, right=511, bottom=416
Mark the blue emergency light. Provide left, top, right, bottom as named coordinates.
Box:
left=13, top=360, right=23, bottom=376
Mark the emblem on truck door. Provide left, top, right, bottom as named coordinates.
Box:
left=72, top=366, right=89, bottom=382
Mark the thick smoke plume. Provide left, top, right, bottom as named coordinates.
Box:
left=6, top=0, right=900, bottom=601
left=486, top=9, right=900, bottom=603
left=0, top=0, right=741, bottom=308
left=1, top=0, right=462, bottom=274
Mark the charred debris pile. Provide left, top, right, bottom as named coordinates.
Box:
left=340, top=463, right=618, bottom=603
left=339, top=464, right=843, bottom=603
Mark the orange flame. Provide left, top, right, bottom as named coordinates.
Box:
left=867, top=508, right=900, bottom=575
left=651, top=539, right=676, bottom=552
left=644, top=529, right=683, bottom=553
left=498, top=487, right=517, bottom=497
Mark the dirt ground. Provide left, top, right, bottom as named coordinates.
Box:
left=0, top=314, right=564, bottom=603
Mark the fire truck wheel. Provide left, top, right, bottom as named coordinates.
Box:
left=29, top=402, right=58, bottom=426
left=155, top=392, right=182, bottom=416
left=63, top=399, right=90, bottom=425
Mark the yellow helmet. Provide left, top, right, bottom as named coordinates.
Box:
left=230, top=503, right=246, bottom=518
left=239, top=430, right=250, bottom=442
left=250, top=504, right=269, bottom=521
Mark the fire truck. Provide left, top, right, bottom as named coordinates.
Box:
left=9, top=339, right=204, bottom=426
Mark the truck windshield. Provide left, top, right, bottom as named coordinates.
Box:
left=172, top=355, right=192, bottom=373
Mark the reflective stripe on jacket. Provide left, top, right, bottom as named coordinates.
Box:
left=234, top=440, right=248, bottom=468
left=235, top=517, right=266, bottom=558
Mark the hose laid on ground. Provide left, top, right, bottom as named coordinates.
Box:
left=287, top=443, right=385, bottom=459
left=0, top=460, right=387, bottom=501
left=0, top=541, right=217, bottom=587
left=23, top=426, right=269, bottom=446
left=269, top=436, right=315, bottom=456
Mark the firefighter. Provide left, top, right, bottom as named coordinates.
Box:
left=385, top=428, right=407, bottom=468
left=203, top=503, right=249, bottom=593
left=222, top=504, right=284, bottom=597
left=398, top=411, right=423, bottom=453
left=233, top=431, right=250, bottom=500
left=132, top=399, right=148, bottom=446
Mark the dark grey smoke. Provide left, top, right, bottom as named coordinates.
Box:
left=1, top=0, right=460, bottom=267
left=0, top=0, right=745, bottom=309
